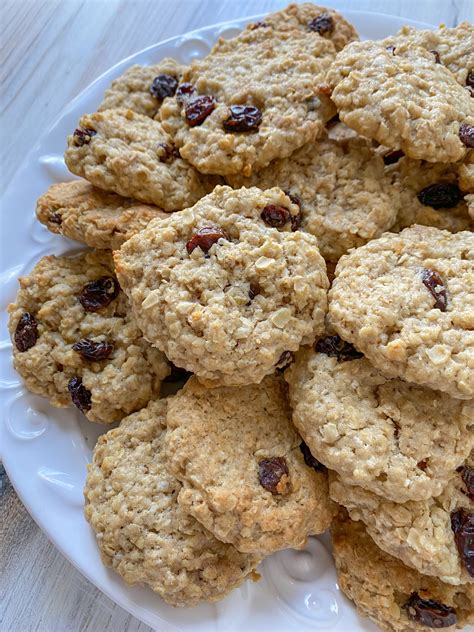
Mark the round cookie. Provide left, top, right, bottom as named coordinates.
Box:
left=285, top=341, right=473, bottom=502
left=326, top=41, right=474, bottom=163
left=329, top=455, right=474, bottom=585
left=114, top=185, right=329, bottom=387
left=332, top=511, right=474, bottom=632
left=328, top=226, right=474, bottom=399
left=227, top=134, right=400, bottom=262
left=84, top=399, right=260, bottom=607
left=36, top=180, right=168, bottom=250
left=160, top=26, right=336, bottom=176
left=164, top=375, right=334, bottom=555
left=8, top=251, right=169, bottom=423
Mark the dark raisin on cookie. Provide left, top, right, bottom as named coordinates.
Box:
left=175, top=82, right=196, bottom=105
left=459, top=123, right=474, bottom=148
left=261, top=204, right=291, bottom=228
left=68, top=376, right=92, bottom=413
left=420, top=269, right=448, bottom=312
left=248, top=282, right=260, bottom=302
left=72, top=338, right=114, bottom=361
left=185, top=96, right=216, bottom=127
left=383, top=149, right=404, bottom=165
left=49, top=212, right=62, bottom=225
left=417, top=183, right=463, bottom=209
left=403, top=593, right=457, bottom=628
left=223, top=105, right=262, bottom=133
left=276, top=350, right=294, bottom=370
left=308, top=13, right=334, bottom=35
left=249, top=21, right=269, bottom=29
left=300, top=441, right=324, bottom=471
left=72, top=128, right=97, bottom=147
left=459, top=465, right=474, bottom=501
left=157, top=142, right=180, bottom=163
left=79, top=276, right=120, bottom=312
left=186, top=226, right=227, bottom=254
left=14, top=313, right=39, bottom=352
left=430, top=50, right=441, bottom=64
left=315, top=335, right=363, bottom=362
left=149, top=74, right=178, bottom=100
left=451, top=508, right=474, bottom=577
left=467, top=71, right=474, bottom=89
left=258, top=457, right=290, bottom=495
left=284, top=191, right=303, bottom=230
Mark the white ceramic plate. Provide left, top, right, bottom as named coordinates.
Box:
left=3, top=9, right=467, bottom=632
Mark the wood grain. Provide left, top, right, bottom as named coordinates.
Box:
left=1, top=1, right=472, bottom=630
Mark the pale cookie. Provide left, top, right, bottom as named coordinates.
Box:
left=165, top=375, right=334, bottom=555
left=64, top=108, right=219, bottom=211
left=328, top=226, right=474, bottom=399
left=8, top=251, right=169, bottom=423
left=36, top=180, right=168, bottom=250
left=227, top=134, right=400, bottom=262
left=332, top=511, right=474, bottom=632
left=249, top=3, right=358, bottom=52
left=329, top=453, right=474, bottom=585
left=98, top=58, right=184, bottom=118
left=387, top=156, right=473, bottom=233
left=114, top=186, right=328, bottom=387
left=160, top=26, right=336, bottom=176
left=326, top=41, right=474, bottom=163
left=285, top=341, right=473, bottom=502
left=84, top=399, right=260, bottom=607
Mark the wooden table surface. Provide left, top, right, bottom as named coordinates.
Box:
left=1, top=1, right=473, bottom=630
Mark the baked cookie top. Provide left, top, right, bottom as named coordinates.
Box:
left=326, top=41, right=474, bottom=163
left=84, top=399, right=259, bottom=607
left=328, top=226, right=474, bottom=399
left=332, top=512, right=474, bottom=632
left=165, top=375, right=334, bottom=555
left=98, top=58, right=184, bottom=118
left=329, top=454, right=474, bottom=586
left=114, top=185, right=329, bottom=387
left=285, top=342, right=473, bottom=502
left=36, top=180, right=168, bottom=250
left=459, top=150, right=474, bottom=193
left=250, top=3, right=358, bottom=52
left=227, top=134, right=400, bottom=262
left=64, top=108, right=219, bottom=211
left=8, top=251, right=169, bottom=423
left=159, top=26, right=336, bottom=176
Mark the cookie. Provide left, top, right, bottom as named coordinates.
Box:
left=326, top=41, right=474, bottom=163
left=159, top=26, right=336, bottom=176
left=64, top=108, right=219, bottom=211
left=329, top=454, right=474, bottom=585
left=36, top=180, right=168, bottom=250
left=8, top=251, right=169, bottom=423
left=84, top=399, right=260, bottom=607
left=459, top=151, right=474, bottom=193
left=332, top=511, right=474, bottom=632
left=328, top=226, right=474, bottom=399
left=98, top=58, right=184, bottom=118
left=165, top=375, right=334, bottom=555
left=249, top=3, right=358, bottom=52
left=227, top=134, right=400, bottom=262
left=114, top=185, right=328, bottom=387
left=285, top=342, right=473, bottom=502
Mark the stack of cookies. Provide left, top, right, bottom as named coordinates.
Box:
left=7, top=3, right=474, bottom=629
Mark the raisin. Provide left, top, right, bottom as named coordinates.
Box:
left=467, top=71, right=474, bottom=89
left=261, top=204, right=291, bottom=228
left=308, top=13, right=334, bottom=35
left=73, top=128, right=96, bottom=146
left=150, top=74, right=178, bottom=100
left=460, top=466, right=474, bottom=501
left=300, top=441, right=324, bottom=471
left=417, top=183, right=462, bottom=209
left=285, top=191, right=303, bottom=230
left=459, top=123, right=474, bottom=148
left=258, top=457, right=290, bottom=494
left=49, top=212, right=62, bottom=225
left=248, top=282, right=260, bottom=301
left=157, top=142, right=180, bottom=163
left=420, top=269, right=448, bottom=312
left=186, top=226, right=227, bottom=254
left=175, top=82, right=196, bottom=105
left=451, top=509, right=474, bottom=577
left=79, top=276, right=120, bottom=312
left=403, top=593, right=457, bottom=628
left=315, top=335, right=363, bottom=362
left=223, top=105, right=262, bottom=133
left=383, top=149, right=404, bottom=165
left=185, top=96, right=216, bottom=127
left=72, top=338, right=114, bottom=361
left=250, top=21, right=268, bottom=29
left=276, top=351, right=294, bottom=370
left=431, top=49, right=441, bottom=64
left=14, top=313, right=39, bottom=352
left=68, top=376, right=92, bottom=413
left=386, top=45, right=396, bottom=55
